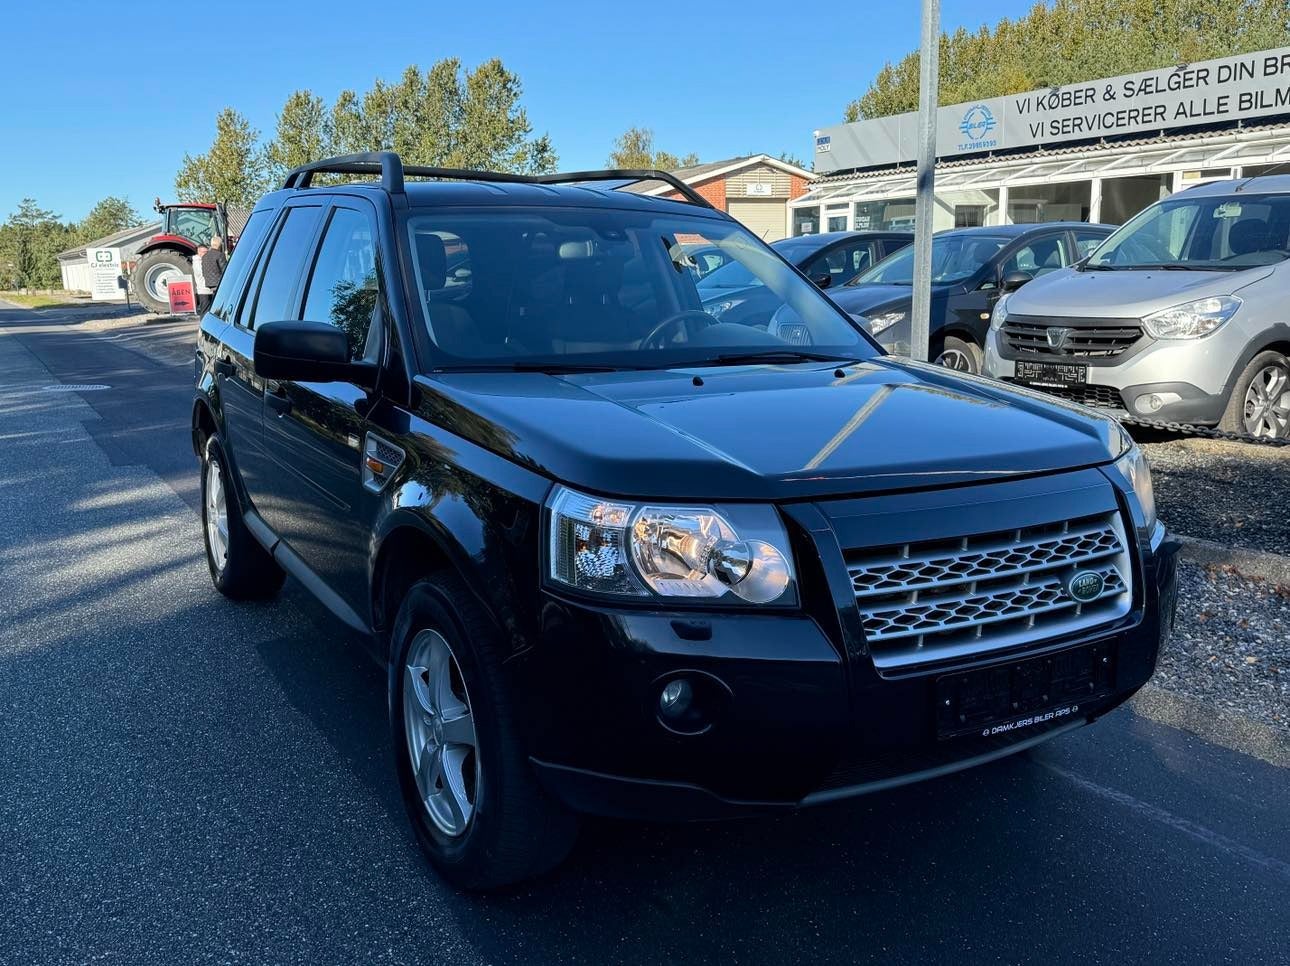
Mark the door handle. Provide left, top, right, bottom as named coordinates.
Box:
left=265, top=388, right=292, bottom=416
left=214, top=359, right=235, bottom=378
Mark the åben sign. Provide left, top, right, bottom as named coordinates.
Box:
left=815, top=47, right=1290, bottom=173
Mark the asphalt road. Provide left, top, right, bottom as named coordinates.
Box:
left=1, top=302, right=1288, bottom=965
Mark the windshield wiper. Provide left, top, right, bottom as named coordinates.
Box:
left=702, top=350, right=859, bottom=367
left=1080, top=262, right=1120, bottom=271
left=1128, top=263, right=1198, bottom=271
left=442, top=361, right=643, bottom=374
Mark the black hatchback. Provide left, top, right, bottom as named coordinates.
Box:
left=830, top=222, right=1113, bottom=372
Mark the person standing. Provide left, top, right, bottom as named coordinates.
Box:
left=193, top=245, right=211, bottom=313
left=201, top=235, right=228, bottom=298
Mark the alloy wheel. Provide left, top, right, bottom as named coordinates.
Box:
left=1242, top=363, right=1290, bottom=438
left=205, top=459, right=229, bottom=572
left=403, top=629, right=478, bottom=838
left=936, top=348, right=973, bottom=371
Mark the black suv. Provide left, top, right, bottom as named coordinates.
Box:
left=193, top=153, right=1178, bottom=889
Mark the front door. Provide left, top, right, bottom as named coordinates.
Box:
left=258, top=200, right=385, bottom=612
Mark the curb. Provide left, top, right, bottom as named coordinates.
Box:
left=1175, top=534, right=1290, bottom=587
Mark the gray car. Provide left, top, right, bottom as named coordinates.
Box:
left=985, top=175, right=1290, bottom=438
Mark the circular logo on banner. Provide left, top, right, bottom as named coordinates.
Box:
left=959, top=105, right=997, bottom=141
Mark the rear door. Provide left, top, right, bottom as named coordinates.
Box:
left=258, top=198, right=385, bottom=604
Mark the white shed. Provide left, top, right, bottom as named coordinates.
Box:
left=57, top=222, right=161, bottom=292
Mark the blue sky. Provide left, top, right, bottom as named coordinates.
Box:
left=0, top=0, right=1032, bottom=223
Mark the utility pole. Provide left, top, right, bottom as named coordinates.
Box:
left=910, top=0, right=940, bottom=362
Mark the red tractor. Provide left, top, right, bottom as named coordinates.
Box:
left=129, top=199, right=247, bottom=313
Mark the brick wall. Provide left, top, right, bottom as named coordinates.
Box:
left=664, top=178, right=727, bottom=211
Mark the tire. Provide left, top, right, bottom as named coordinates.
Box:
left=390, top=573, right=579, bottom=890
left=132, top=248, right=193, bottom=314
left=1219, top=350, right=1290, bottom=438
left=201, top=435, right=285, bottom=599
left=936, top=335, right=983, bottom=374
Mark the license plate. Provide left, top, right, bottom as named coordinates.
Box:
left=935, top=644, right=1113, bottom=739
left=1016, top=360, right=1087, bottom=388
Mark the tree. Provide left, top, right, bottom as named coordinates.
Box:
left=267, top=59, right=554, bottom=175
left=0, top=199, right=74, bottom=289
left=265, top=91, right=332, bottom=182
left=175, top=108, right=269, bottom=207
left=76, top=196, right=142, bottom=246
left=845, top=0, right=1290, bottom=121
left=607, top=127, right=699, bottom=170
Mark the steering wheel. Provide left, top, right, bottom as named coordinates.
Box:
left=640, top=310, right=717, bottom=350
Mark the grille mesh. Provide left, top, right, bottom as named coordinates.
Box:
left=1005, top=381, right=1124, bottom=409
left=1002, top=316, right=1141, bottom=359
left=848, top=512, right=1132, bottom=667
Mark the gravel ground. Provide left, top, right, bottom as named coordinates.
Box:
left=1154, top=560, right=1290, bottom=738
left=1140, top=434, right=1290, bottom=555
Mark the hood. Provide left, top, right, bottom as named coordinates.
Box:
left=1007, top=264, right=1274, bottom=318
left=828, top=283, right=914, bottom=316
left=415, top=360, right=1123, bottom=501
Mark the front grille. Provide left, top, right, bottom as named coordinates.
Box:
left=1006, top=380, right=1125, bottom=409
left=1002, top=315, right=1142, bottom=359
left=847, top=511, right=1132, bottom=668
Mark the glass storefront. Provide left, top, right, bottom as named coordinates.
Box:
left=1101, top=175, right=1170, bottom=224
left=1006, top=182, right=1091, bottom=223
left=853, top=198, right=915, bottom=231
left=792, top=206, right=819, bottom=236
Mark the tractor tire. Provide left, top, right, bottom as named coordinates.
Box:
left=133, top=248, right=193, bottom=314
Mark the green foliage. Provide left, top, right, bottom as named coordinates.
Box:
left=175, top=108, right=269, bottom=207
left=607, top=127, right=700, bottom=170
left=76, top=196, right=143, bottom=246
left=846, top=0, right=1290, bottom=120
left=0, top=199, right=75, bottom=289
left=262, top=58, right=556, bottom=178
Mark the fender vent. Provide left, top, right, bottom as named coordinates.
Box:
left=362, top=433, right=405, bottom=493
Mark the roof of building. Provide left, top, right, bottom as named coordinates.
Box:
left=57, top=221, right=161, bottom=262
left=624, top=154, right=815, bottom=194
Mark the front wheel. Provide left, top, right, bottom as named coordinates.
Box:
left=132, top=248, right=193, bottom=314
left=1220, top=350, right=1290, bottom=438
left=391, top=574, right=578, bottom=890
left=935, top=335, right=983, bottom=374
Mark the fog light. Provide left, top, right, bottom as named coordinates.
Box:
left=659, top=679, right=693, bottom=717
left=1134, top=391, right=1180, bottom=414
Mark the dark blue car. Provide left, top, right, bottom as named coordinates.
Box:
left=698, top=230, right=912, bottom=327
left=830, top=223, right=1112, bottom=372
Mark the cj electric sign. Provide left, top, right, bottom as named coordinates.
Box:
left=815, top=46, right=1290, bottom=173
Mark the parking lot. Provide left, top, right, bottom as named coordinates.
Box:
left=1, top=300, right=1287, bottom=964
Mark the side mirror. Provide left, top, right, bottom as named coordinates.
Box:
left=811, top=273, right=832, bottom=290
left=254, top=320, right=375, bottom=387
left=1000, top=271, right=1034, bottom=293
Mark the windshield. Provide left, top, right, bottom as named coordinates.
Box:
left=407, top=207, right=873, bottom=370
left=851, top=234, right=1008, bottom=286
left=1088, top=193, right=1290, bottom=271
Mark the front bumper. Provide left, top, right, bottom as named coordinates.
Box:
left=984, top=324, right=1238, bottom=424
left=518, top=486, right=1179, bottom=821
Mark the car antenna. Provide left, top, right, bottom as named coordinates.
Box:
left=1234, top=160, right=1290, bottom=192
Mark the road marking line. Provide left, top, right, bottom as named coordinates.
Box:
left=1042, top=762, right=1290, bottom=883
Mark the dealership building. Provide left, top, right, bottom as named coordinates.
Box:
left=790, top=46, right=1290, bottom=236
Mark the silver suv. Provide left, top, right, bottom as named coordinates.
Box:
left=985, top=175, right=1290, bottom=438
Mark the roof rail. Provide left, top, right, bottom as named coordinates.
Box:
left=282, top=152, right=716, bottom=210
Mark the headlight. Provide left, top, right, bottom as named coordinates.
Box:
left=1114, top=445, right=1156, bottom=530
left=547, top=485, right=796, bottom=605
left=989, top=293, right=1010, bottom=330
left=704, top=298, right=745, bottom=318
left=1142, top=296, right=1240, bottom=340
left=867, top=310, right=906, bottom=336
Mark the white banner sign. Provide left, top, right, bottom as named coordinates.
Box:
left=87, top=247, right=123, bottom=302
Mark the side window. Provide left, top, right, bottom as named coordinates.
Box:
left=301, top=206, right=381, bottom=362
left=1002, top=235, right=1068, bottom=277
left=1074, top=231, right=1107, bottom=259
left=247, top=205, right=323, bottom=329
left=210, top=209, right=274, bottom=321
